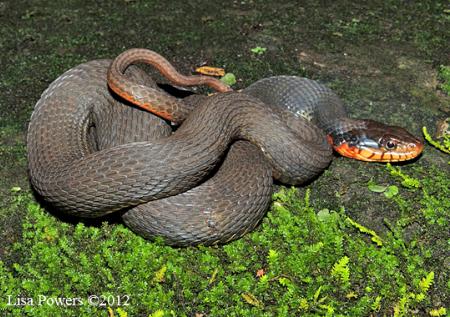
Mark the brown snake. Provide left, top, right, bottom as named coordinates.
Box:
left=27, top=49, right=422, bottom=246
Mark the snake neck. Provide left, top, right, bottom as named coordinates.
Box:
left=321, top=117, right=366, bottom=136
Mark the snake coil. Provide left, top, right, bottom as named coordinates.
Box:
left=27, top=49, right=422, bottom=246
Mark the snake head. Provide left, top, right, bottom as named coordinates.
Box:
left=327, top=120, right=423, bottom=162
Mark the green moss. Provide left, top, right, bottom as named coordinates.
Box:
left=437, top=65, right=450, bottom=94
left=1, top=163, right=448, bottom=316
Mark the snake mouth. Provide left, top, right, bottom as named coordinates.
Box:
left=327, top=129, right=424, bottom=162
left=331, top=140, right=423, bottom=162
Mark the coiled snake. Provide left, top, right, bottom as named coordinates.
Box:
left=27, top=49, right=423, bottom=246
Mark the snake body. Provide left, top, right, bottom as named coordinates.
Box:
left=27, top=49, right=422, bottom=246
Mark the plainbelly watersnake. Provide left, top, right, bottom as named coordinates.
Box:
left=27, top=48, right=423, bottom=246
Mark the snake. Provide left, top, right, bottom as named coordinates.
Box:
left=27, top=48, right=423, bottom=246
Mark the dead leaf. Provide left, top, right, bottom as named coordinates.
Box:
left=195, top=66, right=225, bottom=77
left=256, top=268, right=265, bottom=277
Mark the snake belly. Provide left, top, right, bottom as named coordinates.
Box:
left=27, top=60, right=332, bottom=246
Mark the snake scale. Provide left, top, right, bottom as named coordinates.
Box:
left=27, top=49, right=422, bottom=246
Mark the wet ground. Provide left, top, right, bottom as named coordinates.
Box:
left=0, top=0, right=449, bottom=314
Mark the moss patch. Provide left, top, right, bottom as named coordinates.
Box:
left=1, top=165, right=448, bottom=316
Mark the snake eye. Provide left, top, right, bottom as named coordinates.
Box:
left=385, top=140, right=397, bottom=150
left=349, top=135, right=358, bottom=145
